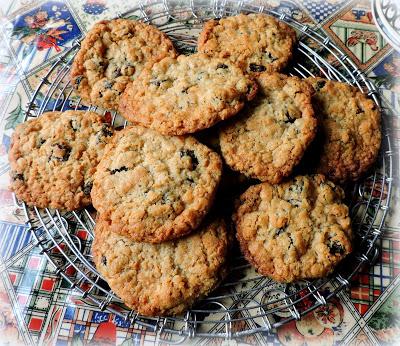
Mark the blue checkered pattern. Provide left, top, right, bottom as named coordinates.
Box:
left=302, top=0, right=345, bottom=22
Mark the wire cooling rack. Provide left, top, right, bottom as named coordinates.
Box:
left=16, top=1, right=394, bottom=341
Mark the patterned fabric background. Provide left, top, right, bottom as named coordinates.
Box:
left=0, top=0, right=399, bottom=345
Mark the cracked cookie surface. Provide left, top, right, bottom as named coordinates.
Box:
left=91, top=125, right=222, bottom=243
left=118, top=53, right=258, bottom=135
left=219, top=73, right=316, bottom=183
left=71, top=18, right=176, bottom=110
left=9, top=110, right=113, bottom=210
left=305, top=78, right=381, bottom=183
left=93, top=216, right=229, bottom=316
left=198, top=14, right=296, bottom=75
left=234, top=175, right=352, bottom=282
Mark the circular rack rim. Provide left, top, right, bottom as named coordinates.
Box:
left=15, top=0, right=393, bottom=340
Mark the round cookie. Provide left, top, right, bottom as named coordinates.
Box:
left=92, top=217, right=229, bottom=316
left=234, top=175, right=352, bottom=282
left=220, top=73, right=317, bottom=183
left=305, top=78, right=381, bottom=183
left=71, top=19, right=177, bottom=110
left=9, top=110, right=113, bottom=210
left=91, top=125, right=222, bottom=243
left=118, top=53, right=258, bottom=135
left=198, top=14, right=297, bottom=75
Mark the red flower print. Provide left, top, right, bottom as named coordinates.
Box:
left=315, top=305, right=337, bottom=324
left=347, top=30, right=362, bottom=47
left=365, top=32, right=378, bottom=51
left=347, top=36, right=359, bottom=47
left=36, top=35, right=61, bottom=52
left=297, top=289, right=314, bottom=312
left=347, top=30, right=379, bottom=51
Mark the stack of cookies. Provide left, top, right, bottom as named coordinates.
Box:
left=9, top=14, right=381, bottom=317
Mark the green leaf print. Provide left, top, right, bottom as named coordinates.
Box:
left=369, top=311, right=395, bottom=330
left=368, top=284, right=400, bottom=331
left=11, top=26, right=39, bottom=40
left=5, top=94, right=25, bottom=130
left=126, top=14, right=140, bottom=20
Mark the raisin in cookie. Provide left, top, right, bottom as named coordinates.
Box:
left=118, top=53, right=258, bottom=135
left=71, top=19, right=176, bottom=110
left=91, top=125, right=222, bottom=243
left=220, top=73, right=316, bottom=183
left=198, top=14, right=296, bottom=75
left=305, top=78, right=381, bottom=183
left=234, top=175, right=352, bottom=282
left=93, top=216, right=229, bottom=316
left=9, top=111, right=113, bottom=210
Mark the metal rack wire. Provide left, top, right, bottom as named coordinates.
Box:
left=16, top=1, right=393, bottom=341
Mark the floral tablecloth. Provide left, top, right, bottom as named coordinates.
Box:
left=0, top=0, right=399, bottom=345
